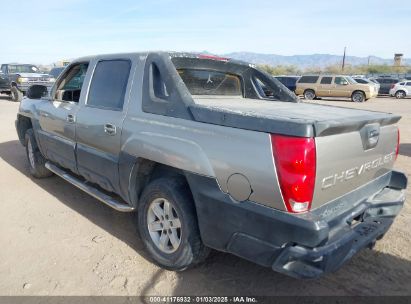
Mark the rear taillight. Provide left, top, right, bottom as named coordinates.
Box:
left=395, top=128, right=400, bottom=160
left=391, top=84, right=396, bottom=89
left=270, top=134, right=316, bottom=213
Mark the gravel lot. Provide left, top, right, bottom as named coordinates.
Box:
left=0, top=94, right=410, bottom=296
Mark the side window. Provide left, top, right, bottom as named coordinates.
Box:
left=254, top=77, right=274, bottom=98
left=320, top=77, right=332, bottom=84
left=54, top=63, right=89, bottom=102
left=87, top=60, right=131, bottom=110
left=406, top=82, right=411, bottom=86
left=298, top=76, right=319, bottom=84
left=334, top=77, right=348, bottom=85
left=1, top=65, right=6, bottom=74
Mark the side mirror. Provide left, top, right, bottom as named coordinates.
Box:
left=26, top=85, right=48, bottom=99
left=342, top=81, right=348, bottom=85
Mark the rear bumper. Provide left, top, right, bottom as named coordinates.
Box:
left=271, top=201, right=401, bottom=278
left=186, top=170, right=407, bottom=279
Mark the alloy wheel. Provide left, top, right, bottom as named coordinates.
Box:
left=147, top=198, right=182, bottom=253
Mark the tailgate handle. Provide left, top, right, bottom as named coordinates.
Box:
left=360, top=123, right=380, bottom=150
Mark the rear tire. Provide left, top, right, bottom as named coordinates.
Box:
left=303, top=89, right=316, bottom=100
left=25, top=129, right=53, bottom=178
left=351, top=91, right=365, bottom=102
left=137, top=177, right=210, bottom=271
left=11, top=86, right=23, bottom=102
left=395, top=90, right=406, bottom=99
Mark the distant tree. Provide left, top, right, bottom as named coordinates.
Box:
left=257, top=64, right=301, bottom=75
left=256, top=63, right=410, bottom=76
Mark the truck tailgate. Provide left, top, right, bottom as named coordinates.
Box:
left=190, top=97, right=400, bottom=210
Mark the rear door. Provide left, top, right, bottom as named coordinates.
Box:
left=75, top=57, right=134, bottom=194
left=318, top=76, right=332, bottom=96
left=36, top=62, right=89, bottom=173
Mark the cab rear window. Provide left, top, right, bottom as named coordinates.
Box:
left=178, top=69, right=242, bottom=96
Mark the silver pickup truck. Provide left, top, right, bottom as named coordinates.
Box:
left=15, top=52, right=407, bottom=278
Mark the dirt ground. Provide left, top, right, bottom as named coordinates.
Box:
left=0, top=94, right=410, bottom=296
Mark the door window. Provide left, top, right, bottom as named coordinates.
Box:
left=406, top=82, right=411, bottom=86
left=298, top=76, right=319, bottom=83
left=54, top=63, right=89, bottom=102
left=334, top=77, right=348, bottom=85
left=87, top=60, right=131, bottom=110
left=320, top=77, right=332, bottom=84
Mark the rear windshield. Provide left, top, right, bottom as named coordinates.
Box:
left=298, top=76, right=319, bottom=84
left=178, top=69, right=242, bottom=96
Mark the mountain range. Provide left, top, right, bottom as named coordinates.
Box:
left=220, top=52, right=409, bottom=68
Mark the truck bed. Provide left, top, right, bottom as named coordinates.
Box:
left=189, top=96, right=400, bottom=137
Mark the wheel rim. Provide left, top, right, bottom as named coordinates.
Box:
left=147, top=198, right=182, bottom=253
left=27, top=139, right=35, bottom=169
left=353, top=93, right=363, bottom=102
left=305, top=91, right=314, bottom=100
left=397, top=92, right=404, bottom=99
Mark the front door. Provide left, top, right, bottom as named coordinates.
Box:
left=331, top=76, right=350, bottom=97
left=37, top=62, right=89, bottom=173
left=75, top=58, right=133, bottom=194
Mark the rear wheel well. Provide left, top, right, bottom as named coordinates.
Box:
left=16, top=115, right=33, bottom=146
left=130, top=159, right=190, bottom=206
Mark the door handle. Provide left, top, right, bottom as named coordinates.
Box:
left=104, top=123, right=116, bottom=135
left=66, top=114, right=75, bottom=123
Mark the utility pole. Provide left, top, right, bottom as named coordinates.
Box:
left=342, top=46, right=346, bottom=72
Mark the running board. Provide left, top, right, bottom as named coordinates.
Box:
left=45, top=162, right=135, bottom=212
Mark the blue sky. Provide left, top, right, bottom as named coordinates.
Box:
left=1, top=0, right=410, bottom=64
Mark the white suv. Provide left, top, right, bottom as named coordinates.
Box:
left=390, top=81, right=411, bottom=99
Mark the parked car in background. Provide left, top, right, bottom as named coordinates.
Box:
left=0, top=63, right=55, bottom=101
left=372, top=77, right=400, bottom=95
left=48, top=67, right=65, bottom=79
left=274, top=76, right=300, bottom=92
left=353, top=77, right=380, bottom=93
left=296, top=75, right=378, bottom=102
left=389, top=81, right=411, bottom=99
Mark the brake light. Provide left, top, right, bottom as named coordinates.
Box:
left=395, top=128, right=400, bottom=160
left=198, top=54, right=229, bottom=62
left=270, top=135, right=316, bottom=213
left=391, top=84, right=396, bottom=89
